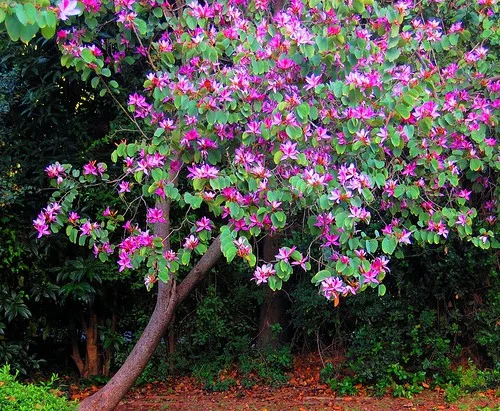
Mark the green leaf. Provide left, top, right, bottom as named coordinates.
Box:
left=14, top=5, right=28, bottom=25
left=24, top=4, right=37, bottom=25
left=158, top=268, right=169, bottom=283
left=418, top=118, right=432, bottom=135
left=285, top=125, right=303, bottom=139
left=66, top=226, right=78, bottom=244
left=41, top=24, right=55, bottom=40
left=378, top=284, right=386, bottom=297
left=91, top=76, right=100, bottom=89
left=366, top=239, right=378, bottom=254
left=273, top=150, right=283, bottom=164
left=386, top=48, right=400, bottom=62
left=20, top=23, right=39, bottom=43
left=395, top=104, right=411, bottom=119
left=311, top=269, right=332, bottom=284
left=470, top=159, right=482, bottom=171
left=296, top=102, right=310, bottom=120
left=5, top=14, right=22, bottom=41
left=184, top=192, right=203, bottom=208
left=381, top=236, right=397, bottom=255
left=352, top=0, right=365, bottom=13
left=81, top=48, right=94, bottom=63
left=135, top=18, right=148, bottom=35
left=268, top=276, right=282, bottom=291
left=181, top=251, right=191, bottom=265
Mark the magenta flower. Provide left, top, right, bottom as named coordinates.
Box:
left=67, top=212, right=80, bottom=224
left=195, top=217, right=213, bottom=232
left=291, top=255, right=308, bottom=271
left=146, top=208, right=167, bottom=224
left=362, top=270, right=380, bottom=285
left=83, top=161, right=98, bottom=176
left=118, top=250, right=133, bottom=272
left=304, top=73, right=322, bottom=91
left=118, top=181, right=131, bottom=194
left=252, top=264, right=276, bottom=285
left=183, top=235, right=199, bottom=250
left=275, top=247, right=296, bottom=263
left=45, top=163, right=65, bottom=178
left=234, top=238, right=252, bottom=257
left=80, top=221, right=98, bottom=236
left=279, top=141, right=299, bottom=161
left=320, top=277, right=346, bottom=300
left=186, top=164, right=219, bottom=180
left=57, top=0, right=81, bottom=21
left=33, top=216, right=50, bottom=238
left=163, top=250, right=177, bottom=261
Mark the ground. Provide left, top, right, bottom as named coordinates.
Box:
left=71, top=355, right=500, bottom=411
left=112, top=384, right=499, bottom=411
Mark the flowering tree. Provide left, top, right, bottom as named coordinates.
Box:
left=2, top=0, right=499, bottom=408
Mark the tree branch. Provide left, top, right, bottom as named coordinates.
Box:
left=176, top=235, right=222, bottom=304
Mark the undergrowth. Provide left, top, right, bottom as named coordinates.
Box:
left=0, top=364, right=75, bottom=410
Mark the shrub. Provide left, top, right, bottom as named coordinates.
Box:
left=0, top=364, right=75, bottom=410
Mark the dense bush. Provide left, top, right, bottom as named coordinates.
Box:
left=314, top=244, right=499, bottom=396
left=0, top=365, right=75, bottom=410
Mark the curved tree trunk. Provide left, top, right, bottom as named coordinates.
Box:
left=79, top=193, right=222, bottom=410
left=79, top=279, right=177, bottom=411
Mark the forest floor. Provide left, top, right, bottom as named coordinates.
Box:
left=72, top=355, right=500, bottom=411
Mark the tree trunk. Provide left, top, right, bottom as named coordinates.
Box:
left=83, top=310, right=100, bottom=378
left=70, top=311, right=103, bottom=379
left=257, top=235, right=290, bottom=348
left=78, top=235, right=221, bottom=411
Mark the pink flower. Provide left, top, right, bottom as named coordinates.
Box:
left=304, top=73, right=322, bottom=91
left=253, top=264, right=276, bottom=285
left=195, top=217, right=213, bottom=232
left=279, top=141, right=299, bottom=161
left=163, top=250, right=177, bottom=261
left=234, top=238, right=252, bottom=257
left=68, top=212, right=80, bottom=224
left=33, top=216, right=50, bottom=238
left=57, top=0, right=81, bottom=20
left=144, top=274, right=156, bottom=290
left=118, top=181, right=131, bottom=194
left=83, top=161, right=98, bottom=176
left=320, top=277, right=345, bottom=300
left=291, top=255, right=308, bottom=271
left=80, top=221, right=98, bottom=236
left=275, top=247, right=296, bottom=263
left=146, top=208, right=167, bottom=224
left=45, top=163, right=65, bottom=178
left=183, top=235, right=199, bottom=250
left=118, top=250, right=133, bottom=272
left=362, top=270, right=380, bottom=285
left=187, top=164, right=219, bottom=179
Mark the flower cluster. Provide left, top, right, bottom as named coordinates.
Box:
left=28, top=0, right=499, bottom=300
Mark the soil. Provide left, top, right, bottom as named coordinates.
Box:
left=114, top=384, right=499, bottom=411
left=71, top=355, right=500, bottom=411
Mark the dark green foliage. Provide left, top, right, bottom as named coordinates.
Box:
left=0, top=365, right=75, bottom=410
left=445, top=361, right=500, bottom=403
left=304, top=244, right=498, bottom=397
left=475, top=276, right=500, bottom=366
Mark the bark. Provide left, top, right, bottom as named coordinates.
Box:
left=70, top=320, right=85, bottom=376
left=257, top=234, right=290, bottom=348
left=83, top=310, right=100, bottom=378
left=70, top=311, right=103, bottom=378
left=78, top=235, right=222, bottom=411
